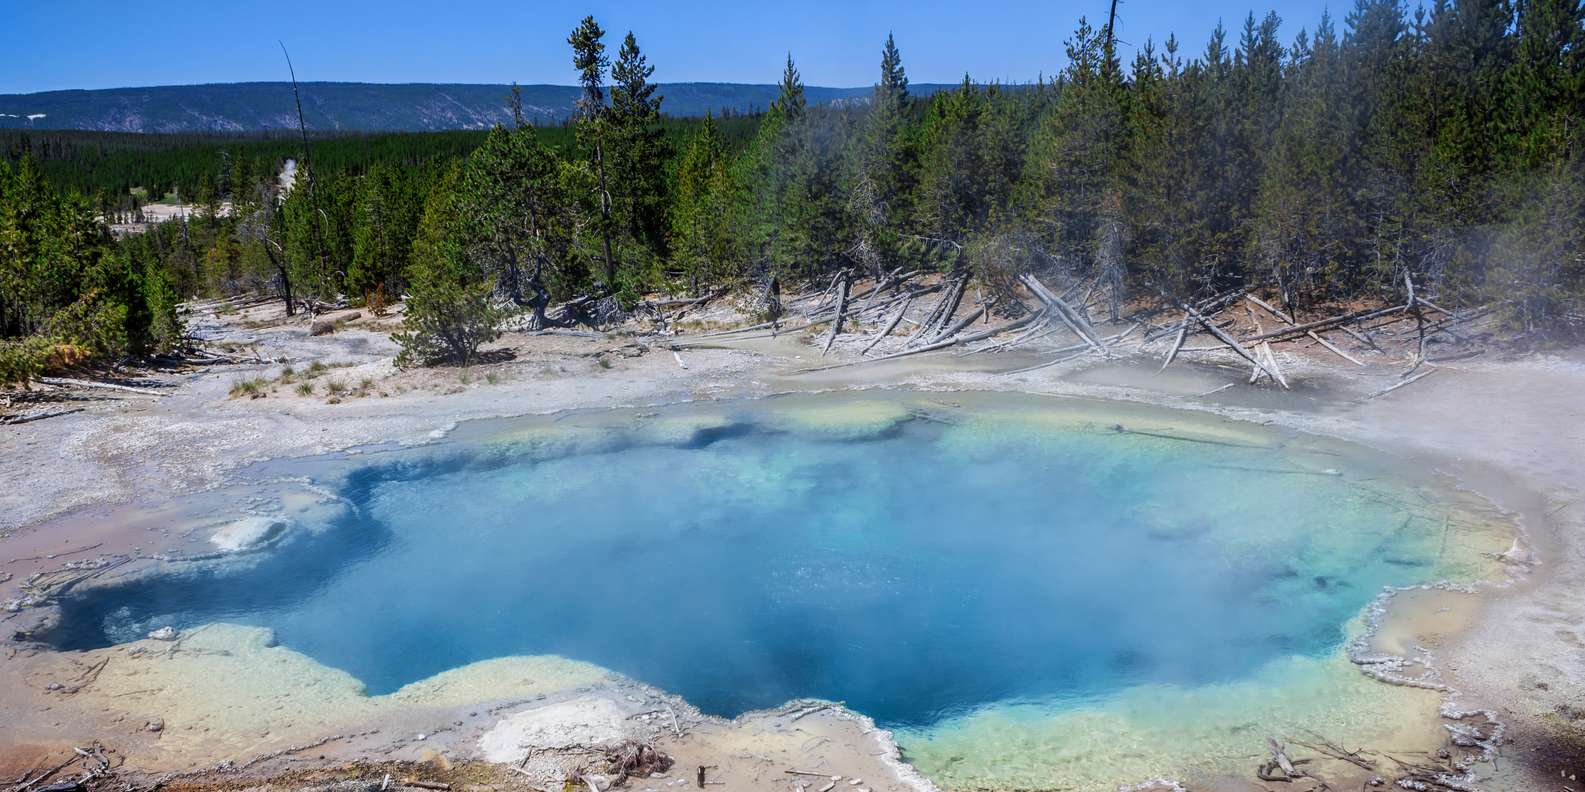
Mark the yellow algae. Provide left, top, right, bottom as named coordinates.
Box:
left=898, top=646, right=1443, bottom=792
left=74, top=623, right=612, bottom=766
left=627, top=410, right=743, bottom=446
left=760, top=398, right=916, bottom=439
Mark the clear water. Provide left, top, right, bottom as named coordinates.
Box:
left=52, top=397, right=1488, bottom=734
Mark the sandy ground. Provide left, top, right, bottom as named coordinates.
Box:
left=2, top=293, right=1582, bottom=791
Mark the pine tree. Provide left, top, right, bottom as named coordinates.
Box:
left=774, top=54, right=807, bottom=118
left=1015, top=16, right=1129, bottom=303
left=1250, top=13, right=1355, bottom=309
left=395, top=163, right=502, bottom=366
left=849, top=33, right=917, bottom=278
left=456, top=125, right=572, bottom=328
left=672, top=113, right=733, bottom=291
left=916, top=75, right=993, bottom=241
left=348, top=162, right=416, bottom=302
left=609, top=31, right=673, bottom=278
left=568, top=15, right=617, bottom=289
left=282, top=168, right=334, bottom=302
left=879, top=33, right=909, bottom=107
left=1505, top=0, right=1585, bottom=170
left=767, top=54, right=850, bottom=280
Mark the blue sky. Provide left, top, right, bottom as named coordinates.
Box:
left=4, top=0, right=1344, bottom=94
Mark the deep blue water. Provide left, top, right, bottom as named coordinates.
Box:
left=52, top=404, right=1446, bottom=727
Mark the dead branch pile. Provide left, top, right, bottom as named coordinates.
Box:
left=658, top=265, right=1493, bottom=389
left=600, top=740, right=673, bottom=787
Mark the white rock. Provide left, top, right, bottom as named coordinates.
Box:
left=148, top=626, right=178, bottom=641
left=209, top=516, right=288, bottom=552
left=478, top=698, right=631, bottom=763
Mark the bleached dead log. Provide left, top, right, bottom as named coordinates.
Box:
left=39, top=377, right=166, bottom=396
left=821, top=272, right=851, bottom=357
left=1, top=408, right=85, bottom=425
left=964, top=308, right=1051, bottom=355
left=856, top=268, right=912, bottom=315
left=1000, top=322, right=1142, bottom=376
left=905, top=276, right=966, bottom=347
left=1158, top=311, right=1190, bottom=373
left=1143, top=290, right=1245, bottom=342
left=1260, top=342, right=1289, bottom=388
left=1338, top=323, right=1381, bottom=351
left=930, top=302, right=989, bottom=344
left=808, top=271, right=845, bottom=317
left=1243, top=294, right=1366, bottom=366
left=1243, top=293, right=1295, bottom=324
left=1266, top=738, right=1302, bottom=780
left=796, top=312, right=1040, bottom=374
left=1308, top=331, right=1365, bottom=365
left=1368, top=367, right=1437, bottom=399
left=1187, top=306, right=1288, bottom=388
left=861, top=296, right=912, bottom=356
left=1019, top=274, right=1107, bottom=354
left=1243, top=304, right=1408, bottom=343
left=1244, top=303, right=1290, bottom=388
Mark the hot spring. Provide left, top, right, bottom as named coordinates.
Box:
left=50, top=393, right=1512, bottom=789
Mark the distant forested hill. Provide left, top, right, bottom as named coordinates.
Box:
left=0, top=81, right=957, bottom=132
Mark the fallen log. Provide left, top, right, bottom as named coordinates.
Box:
left=856, top=268, right=913, bottom=315
left=1019, top=274, right=1107, bottom=354
left=1266, top=737, right=1303, bottom=780
left=821, top=272, right=852, bottom=357
left=931, top=302, right=989, bottom=344
left=796, top=312, right=1040, bottom=374
left=1143, top=290, right=1245, bottom=342
left=1368, top=367, right=1437, bottom=399
left=964, top=308, right=1051, bottom=355
left=1244, top=304, right=1408, bottom=344
left=1244, top=303, right=1290, bottom=388
left=1187, top=305, right=1288, bottom=388
left=1, top=408, right=85, bottom=425
left=1000, top=323, right=1142, bottom=376
left=1158, top=311, right=1190, bottom=373
left=685, top=284, right=939, bottom=343
left=1243, top=294, right=1364, bottom=366
left=905, top=276, right=965, bottom=347
left=861, top=297, right=912, bottom=356
left=39, top=377, right=165, bottom=397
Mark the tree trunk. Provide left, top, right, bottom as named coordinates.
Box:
left=263, top=244, right=295, bottom=317
left=595, top=136, right=617, bottom=289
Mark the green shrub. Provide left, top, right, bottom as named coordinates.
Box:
left=0, top=336, right=56, bottom=385
left=392, top=278, right=503, bottom=367
left=43, top=296, right=128, bottom=360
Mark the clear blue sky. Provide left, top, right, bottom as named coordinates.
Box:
left=4, top=0, right=1344, bottom=94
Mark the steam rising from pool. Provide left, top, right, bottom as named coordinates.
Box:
left=51, top=395, right=1507, bottom=788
